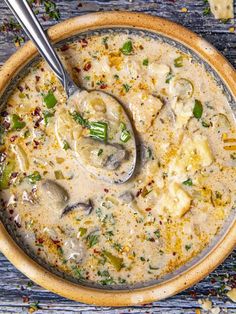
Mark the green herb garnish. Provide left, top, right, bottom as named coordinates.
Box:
left=27, top=171, right=42, bottom=184
left=203, top=7, right=211, bottom=15
left=11, top=114, right=26, bottom=130
left=123, top=83, right=131, bottom=92
left=143, top=58, right=149, bottom=66
left=70, top=111, right=89, bottom=127
left=154, top=230, right=161, bottom=238
left=165, top=71, right=173, bottom=83
left=174, top=56, right=183, bottom=68
left=97, top=148, right=103, bottom=156
left=63, top=140, right=70, bottom=150
left=43, top=110, right=54, bottom=125
left=202, top=120, right=211, bottom=128
left=43, top=91, right=57, bottom=108
left=182, top=178, right=193, bottom=186
left=193, top=99, right=203, bottom=119
left=120, top=40, right=133, bottom=55
left=86, top=233, right=99, bottom=248
left=185, top=244, right=192, bottom=251
left=78, top=227, right=87, bottom=237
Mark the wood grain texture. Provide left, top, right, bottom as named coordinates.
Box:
left=0, top=0, right=235, bottom=313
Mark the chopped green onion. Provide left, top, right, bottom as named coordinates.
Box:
left=120, top=122, right=131, bottom=143
left=182, top=178, right=193, bottom=186
left=174, top=56, right=183, bottom=68
left=193, top=99, right=203, bottom=119
left=11, top=114, right=26, bottom=131
left=63, top=140, right=70, bottom=150
left=143, top=58, right=149, bottom=66
left=70, top=111, right=89, bottom=127
left=27, top=171, right=42, bottom=184
left=103, top=251, right=123, bottom=271
left=120, top=40, right=133, bottom=55
left=54, top=170, right=64, bottom=180
left=89, top=121, right=108, bottom=143
left=78, top=227, right=87, bottom=237
left=43, top=91, right=57, bottom=108
left=84, top=75, right=90, bottom=81
left=0, top=160, right=15, bottom=190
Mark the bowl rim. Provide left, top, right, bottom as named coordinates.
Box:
left=0, top=11, right=235, bottom=306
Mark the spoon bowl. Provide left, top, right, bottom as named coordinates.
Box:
left=5, top=0, right=137, bottom=184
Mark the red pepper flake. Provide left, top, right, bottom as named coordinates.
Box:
left=22, top=296, right=29, bottom=303
left=17, top=85, right=24, bottom=92
left=173, top=252, right=176, bottom=256
left=80, top=38, right=88, bottom=48
left=148, top=180, right=154, bottom=186
left=10, top=135, right=18, bottom=142
left=2, top=120, right=10, bottom=130
left=99, top=83, right=108, bottom=89
left=159, top=220, right=162, bottom=225
left=52, top=239, right=60, bottom=245
left=32, top=107, right=41, bottom=116
left=34, top=117, right=43, bottom=128
left=83, top=62, right=91, bottom=71
left=33, top=140, right=40, bottom=148
left=35, top=76, right=40, bottom=82
left=60, top=44, right=70, bottom=51
left=136, top=188, right=142, bottom=197
left=104, top=188, right=109, bottom=193
left=10, top=172, right=18, bottom=179
left=189, top=290, right=197, bottom=298
left=93, top=249, right=101, bottom=254
left=145, top=207, right=152, bottom=212
left=74, top=67, right=81, bottom=73
left=149, top=238, right=155, bottom=242
left=9, top=209, right=14, bottom=215
left=37, top=238, right=44, bottom=244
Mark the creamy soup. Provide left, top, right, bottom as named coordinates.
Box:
left=0, top=32, right=235, bottom=286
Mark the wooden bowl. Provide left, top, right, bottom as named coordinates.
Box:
left=0, top=12, right=235, bottom=306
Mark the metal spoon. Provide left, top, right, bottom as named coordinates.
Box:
left=5, top=0, right=137, bottom=184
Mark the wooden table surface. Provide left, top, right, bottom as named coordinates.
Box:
left=0, top=1, right=235, bottom=313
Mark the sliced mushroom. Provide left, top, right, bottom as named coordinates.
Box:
left=62, top=199, right=93, bottom=217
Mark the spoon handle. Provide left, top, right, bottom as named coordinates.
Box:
left=4, top=0, right=78, bottom=96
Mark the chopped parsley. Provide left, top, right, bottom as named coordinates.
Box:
left=120, top=40, right=133, bottom=55
left=193, top=99, right=203, bottom=119
left=142, top=58, right=149, bottom=66
left=182, top=178, right=193, bottom=186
